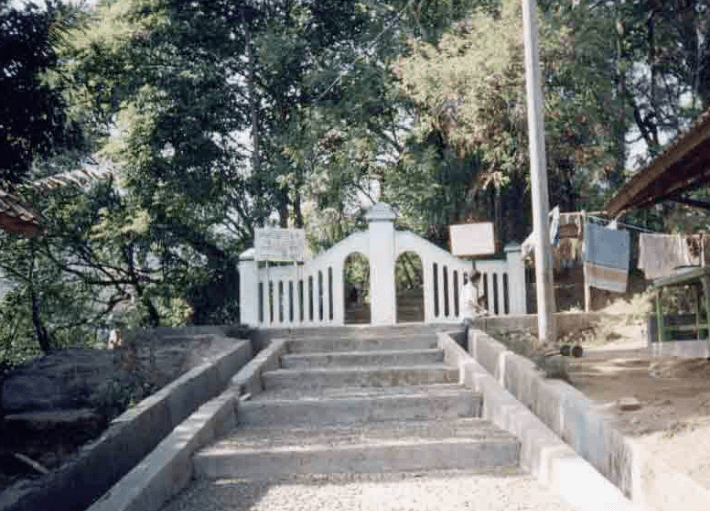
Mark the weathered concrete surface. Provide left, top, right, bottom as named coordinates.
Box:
left=251, top=324, right=445, bottom=352
left=285, top=336, right=437, bottom=354
left=194, top=419, right=520, bottom=478
left=465, top=328, right=710, bottom=511
left=0, top=338, right=252, bottom=511
left=84, top=337, right=312, bottom=511
left=648, top=339, right=710, bottom=357
left=230, top=339, right=287, bottom=397
left=87, top=387, right=238, bottom=511
left=472, top=313, right=637, bottom=337
left=437, top=332, right=641, bottom=511
left=262, top=365, right=458, bottom=390
left=280, top=348, right=444, bottom=368
left=237, top=387, right=480, bottom=427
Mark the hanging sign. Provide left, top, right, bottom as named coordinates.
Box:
left=449, top=222, right=496, bottom=257
left=254, top=227, right=306, bottom=262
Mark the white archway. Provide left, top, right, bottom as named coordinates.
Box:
left=344, top=252, right=371, bottom=324
left=396, top=251, right=424, bottom=323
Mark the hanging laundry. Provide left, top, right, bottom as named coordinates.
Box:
left=583, top=222, right=630, bottom=293
left=559, top=212, right=582, bottom=239
left=685, top=235, right=702, bottom=264
left=521, top=209, right=580, bottom=260
left=549, top=206, right=560, bottom=247
left=555, top=238, right=581, bottom=269
left=638, top=233, right=698, bottom=280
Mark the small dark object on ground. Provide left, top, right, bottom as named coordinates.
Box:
left=560, top=345, right=571, bottom=356
left=571, top=345, right=584, bottom=358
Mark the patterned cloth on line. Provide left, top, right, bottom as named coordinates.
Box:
left=583, top=222, right=630, bottom=293
left=638, top=233, right=700, bottom=280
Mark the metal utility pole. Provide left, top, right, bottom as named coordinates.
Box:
left=522, top=0, right=556, bottom=343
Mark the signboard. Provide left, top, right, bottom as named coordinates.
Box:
left=449, top=222, right=495, bottom=257
left=254, top=228, right=306, bottom=262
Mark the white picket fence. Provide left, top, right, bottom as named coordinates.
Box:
left=239, top=203, right=526, bottom=328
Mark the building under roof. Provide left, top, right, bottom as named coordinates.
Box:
left=604, top=108, right=710, bottom=217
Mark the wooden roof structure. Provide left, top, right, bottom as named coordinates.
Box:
left=0, top=189, right=42, bottom=237
left=0, top=162, right=114, bottom=238
left=604, top=108, right=710, bottom=216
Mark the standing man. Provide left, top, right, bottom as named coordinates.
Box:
left=459, top=274, right=478, bottom=345
left=460, top=272, right=480, bottom=343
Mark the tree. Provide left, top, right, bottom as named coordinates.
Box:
left=0, top=0, right=83, bottom=189
left=394, top=0, right=633, bottom=244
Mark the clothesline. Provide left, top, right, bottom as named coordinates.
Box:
left=586, top=214, right=658, bottom=234
left=549, top=209, right=658, bottom=234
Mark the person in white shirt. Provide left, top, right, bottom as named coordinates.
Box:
left=460, top=271, right=482, bottom=342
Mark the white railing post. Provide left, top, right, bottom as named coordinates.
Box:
left=333, top=261, right=345, bottom=325
left=505, top=243, right=527, bottom=314
left=239, top=248, right=259, bottom=326
left=366, top=203, right=397, bottom=325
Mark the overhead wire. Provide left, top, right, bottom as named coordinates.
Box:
left=313, top=0, right=415, bottom=104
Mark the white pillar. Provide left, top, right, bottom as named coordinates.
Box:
left=333, top=261, right=345, bottom=325
left=239, top=248, right=259, bottom=327
left=522, top=0, right=556, bottom=342
left=505, top=244, right=527, bottom=314
left=366, top=203, right=397, bottom=325
left=422, top=256, right=433, bottom=322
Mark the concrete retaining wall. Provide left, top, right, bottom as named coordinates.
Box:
left=467, top=328, right=710, bottom=511
left=0, top=338, right=252, bottom=511
left=88, top=337, right=290, bottom=511
left=437, top=332, right=639, bottom=511
left=649, top=340, right=710, bottom=357
left=473, top=312, right=637, bottom=336
left=87, top=386, right=238, bottom=511
left=230, top=339, right=287, bottom=397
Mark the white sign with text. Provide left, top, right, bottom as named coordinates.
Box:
left=254, top=227, right=306, bottom=262
left=449, top=222, right=495, bottom=257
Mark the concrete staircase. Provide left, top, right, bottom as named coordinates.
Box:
left=193, top=326, right=520, bottom=479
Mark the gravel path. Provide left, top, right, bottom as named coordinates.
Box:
left=160, top=470, right=579, bottom=511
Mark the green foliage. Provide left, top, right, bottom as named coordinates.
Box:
left=90, top=372, right=158, bottom=421
left=0, top=0, right=84, bottom=188
left=3, top=0, right=709, bottom=363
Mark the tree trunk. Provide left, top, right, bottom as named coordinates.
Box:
left=279, top=189, right=289, bottom=228
left=124, top=242, right=160, bottom=327
left=647, top=9, right=660, bottom=153
left=294, top=193, right=303, bottom=228
left=247, top=27, right=260, bottom=175
left=614, top=7, right=627, bottom=185
left=31, top=287, right=51, bottom=353
left=28, top=241, right=51, bottom=353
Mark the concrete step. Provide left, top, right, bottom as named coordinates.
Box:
left=194, top=419, right=519, bottom=478
left=286, top=335, right=437, bottom=354
left=237, top=387, right=481, bottom=427
left=247, top=383, right=467, bottom=400
left=280, top=348, right=444, bottom=369
left=262, top=365, right=459, bottom=391
left=283, top=325, right=441, bottom=341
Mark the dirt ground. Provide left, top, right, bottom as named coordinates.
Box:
left=567, top=320, right=710, bottom=491
left=495, top=297, right=710, bottom=493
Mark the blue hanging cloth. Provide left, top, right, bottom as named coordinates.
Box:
left=583, top=222, right=630, bottom=293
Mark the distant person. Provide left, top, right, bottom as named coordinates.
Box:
left=461, top=271, right=486, bottom=342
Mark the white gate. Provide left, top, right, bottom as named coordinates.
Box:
left=239, top=203, right=526, bottom=328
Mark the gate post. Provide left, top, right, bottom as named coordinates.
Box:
left=366, top=203, right=397, bottom=325
left=505, top=243, right=527, bottom=314
left=239, top=248, right=259, bottom=327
